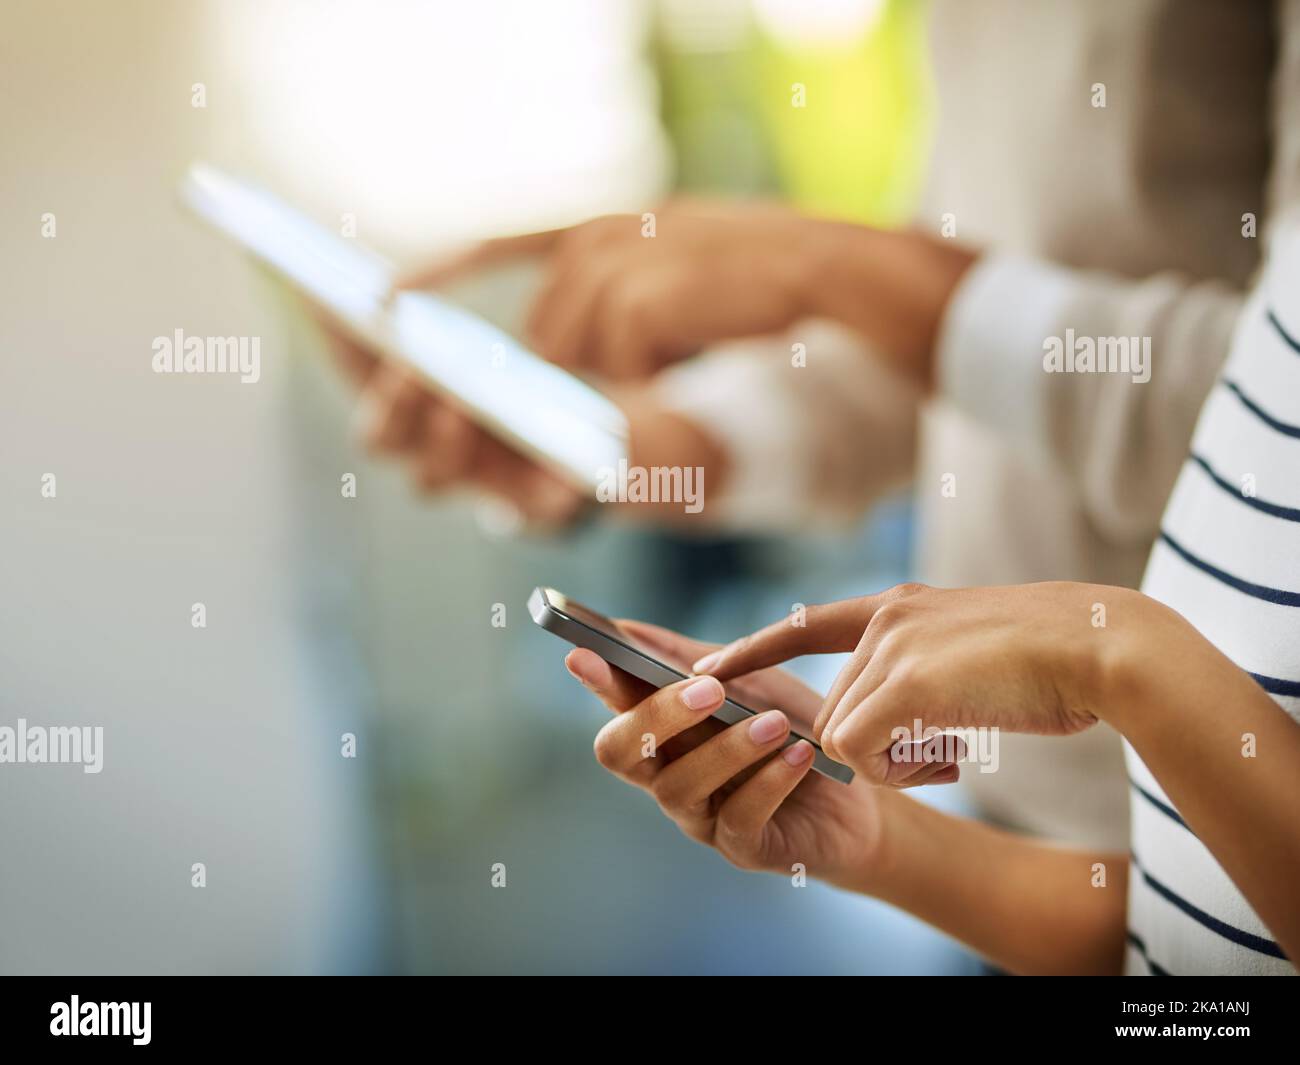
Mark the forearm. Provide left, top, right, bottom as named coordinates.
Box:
left=843, top=791, right=1128, bottom=975
left=795, top=218, right=1247, bottom=550
left=1101, top=603, right=1300, bottom=961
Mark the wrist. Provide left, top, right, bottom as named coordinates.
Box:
left=794, top=218, right=880, bottom=324
left=614, top=392, right=730, bottom=523
left=830, top=787, right=915, bottom=898
left=778, top=217, right=843, bottom=326
left=1075, top=588, right=1193, bottom=740
left=794, top=222, right=977, bottom=389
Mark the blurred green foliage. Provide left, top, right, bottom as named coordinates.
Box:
left=655, top=0, right=932, bottom=225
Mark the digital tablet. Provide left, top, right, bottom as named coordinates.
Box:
left=179, top=163, right=628, bottom=492
left=529, top=587, right=854, bottom=784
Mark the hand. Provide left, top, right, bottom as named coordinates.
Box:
left=564, top=619, right=951, bottom=887
left=316, top=315, right=729, bottom=524
left=397, top=206, right=978, bottom=388
left=693, top=582, right=1125, bottom=784
left=321, top=318, right=584, bottom=525
left=394, top=201, right=824, bottom=379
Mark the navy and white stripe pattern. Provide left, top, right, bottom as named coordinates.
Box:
left=1124, top=233, right=1300, bottom=976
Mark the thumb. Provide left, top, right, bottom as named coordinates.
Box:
left=692, top=597, right=884, bottom=681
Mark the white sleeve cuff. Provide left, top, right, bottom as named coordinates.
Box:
left=651, top=337, right=812, bottom=530
left=936, top=254, right=1077, bottom=452
left=652, top=320, right=920, bottom=530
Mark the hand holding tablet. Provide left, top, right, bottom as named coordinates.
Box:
left=179, top=163, right=628, bottom=495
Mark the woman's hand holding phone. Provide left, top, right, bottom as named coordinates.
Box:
left=564, top=619, right=950, bottom=890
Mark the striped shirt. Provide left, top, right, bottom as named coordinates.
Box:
left=1124, top=227, right=1300, bottom=976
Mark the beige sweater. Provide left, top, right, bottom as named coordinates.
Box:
left=658, top=0, right=1300, bottom=848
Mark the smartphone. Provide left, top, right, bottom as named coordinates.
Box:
left=528, top=587, right=854, bottom=784
left=179, top=163, right=627, bottom=493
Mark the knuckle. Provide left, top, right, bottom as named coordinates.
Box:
left=365, top=388, right=398, bottom=426
left=440, top=412, right=476, bottom=463
left=675, top=819, right=715, bottom=847
left=891, top=581, right=929, bottom=599
left=714, top=828, right=760, bottom=871
left=650, top=769, right=681, bottom=806
left=724, top=633, right=755, bottom=661
left=886, top=659, right=922, bottom=693
left=879, top=669, right=915, bottom=708
left=712, top=809, right=747, bottom=848
left=839, top=718, right=886, bottom=773
left=615, top=288, right=652, bottom=328
left=592, top=727, right=620, bottom=770
left=413, top=465, right=446, bottom=495
left=395, top=371, right=424, bottom=401
left=858, top=750, right=890, bottom=786
left=650, top=773, right=687, bottom=812
left=869, top=600, right=909, bottom=631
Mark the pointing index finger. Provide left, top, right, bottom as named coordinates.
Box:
left=391, top=229, right=568, bottom=292
left=691, top=596, right=885, bottom=681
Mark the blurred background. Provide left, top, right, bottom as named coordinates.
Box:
left=1, top=0, right=979, bottom=973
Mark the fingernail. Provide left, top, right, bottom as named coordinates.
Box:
left=681, top=676, right=723, bottom=711
left=782, top=740, right=813, bottom=766
left=692, top=651, right=722, bottom=674
left=749, top=711, right=787, bottom=744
